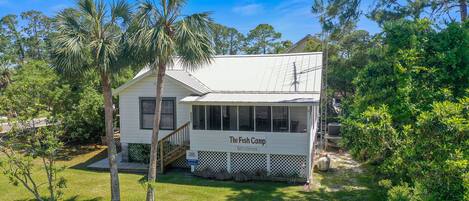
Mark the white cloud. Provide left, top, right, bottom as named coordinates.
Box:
left=232, top=3, right=263, bottom=16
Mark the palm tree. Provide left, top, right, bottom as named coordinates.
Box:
left=0, top=63, right=12, bottom=90
left=131, top=1, right=214, bottom=200
left=51, top=0, right=131, bottom=200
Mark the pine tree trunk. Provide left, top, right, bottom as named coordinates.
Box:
left=460, top=0, right=467, bottom=21
left=101, top=72, right=121, bottom=201
left=146, top=62, right=166, bottom=201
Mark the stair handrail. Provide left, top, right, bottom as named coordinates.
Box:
left=158, top=121, right=190, bottom=173
left=159, top=121, right=190, bottom=142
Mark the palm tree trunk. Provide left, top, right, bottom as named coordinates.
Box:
left=101, top=72, right=121, bottom=201
left=146, top=62, right=166, bottom=201
left=460, top=0, right=467, bottom=21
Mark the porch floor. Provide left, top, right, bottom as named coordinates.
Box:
left=87, top=153, right=148, bottom=173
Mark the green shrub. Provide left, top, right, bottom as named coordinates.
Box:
left=63, top=86, right=104, bottom=144
left=194, top=167, right=216, bottom=179
left=214, top=170, right=232, bottom=181
left=233, top=171, right=251, bottom=182
left=128, top=143, right=151, bottom=163
left=387, top=183, right=414, bottom=201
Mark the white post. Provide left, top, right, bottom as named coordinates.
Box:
left=266, top=154, right=271, bottom=175
left=227, top=152, right=231, bottom=173
left=306, top=106, right=313, bottom=182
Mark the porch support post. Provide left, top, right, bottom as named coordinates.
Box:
left=306, top=106, right=313, bottom=182
left=266, top=154, right=271, bottom=175
left=227, top=152, right=231, bottom=173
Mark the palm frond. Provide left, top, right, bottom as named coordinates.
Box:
left=166, top=0, right=185, bottom=19
left=78, top=0, right=97, bottom=19
left=51, top=0, right=131, bottom=76
left=175, top=12, right=214, bottom=71
left=111, top=0, right=132, bottom=24
left=51, top=9, right=91, bottom=76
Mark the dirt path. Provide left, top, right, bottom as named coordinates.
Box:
left=309, top=151, right=384, bottom=200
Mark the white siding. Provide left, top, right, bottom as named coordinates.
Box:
left=119, top=75, right=193, bottom=144
left=190, top=130, right=309, bottom=155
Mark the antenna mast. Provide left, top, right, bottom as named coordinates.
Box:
left=292, top=62, right=298, bottom=91
left=319, top=9, right=329, bottom=152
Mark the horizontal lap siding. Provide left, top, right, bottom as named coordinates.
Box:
left=190, top=130, right=309, bottom=155
left=119, top=75, right=193, bottom=144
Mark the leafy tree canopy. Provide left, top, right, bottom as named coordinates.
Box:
left=244, top=24, right=281, bottom=54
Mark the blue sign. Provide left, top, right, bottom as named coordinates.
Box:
left=187, top=159, right=198, bottom=166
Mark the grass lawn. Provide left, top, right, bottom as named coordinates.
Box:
left=0, top=146, right=385, bottom=201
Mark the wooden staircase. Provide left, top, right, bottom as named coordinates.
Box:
left=158, top=121, right=190, bottom=173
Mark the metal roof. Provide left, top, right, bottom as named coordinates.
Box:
left=113, top=68, right=210, bottom=95
left=113, top=52, right=322, bottom=96
left=180, top=92, right=320, bottom=104
left=166, top=70, right=211, bottom=94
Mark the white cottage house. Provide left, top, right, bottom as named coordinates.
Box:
left=113, top=52, right=322, bottom=182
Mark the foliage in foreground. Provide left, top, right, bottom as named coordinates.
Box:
left=0, top=61, right=68, bottom=201
left=341, top=19, right=469, bottom=201
left=0, top=125, right=66, bottom=201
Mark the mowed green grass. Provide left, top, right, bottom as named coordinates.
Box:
left=0, top=146, right=385, bottom=201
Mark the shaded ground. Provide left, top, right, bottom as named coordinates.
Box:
left=0, top=145, right=385, bottom=201
left=309, top=151, right=385, bottom=200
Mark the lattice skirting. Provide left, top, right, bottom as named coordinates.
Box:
left=171, top=155, right=190, bottom=168
left=196, top=151, right=227, bottom=172
left=271, top=154, right=307, bottom=178
left=230, top=152, right=267, bottom=173
left=194, top=151, right=307, bottom=179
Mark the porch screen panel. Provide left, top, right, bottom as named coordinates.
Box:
left=255, top=106, right=271, bottom=132
left=272, top=106, right=289, bottom=132
left=238, top=106, right=254, bottom=131
left=222, top=106, right=237, bottom=131
left=192, top=105, right=205, bottom=130
left=290, top=107, right=307, bottom=133
left=207, top=106, right=221, bottom=130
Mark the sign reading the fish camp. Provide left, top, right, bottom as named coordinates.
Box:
left=229, top=135, right=266, bottom=147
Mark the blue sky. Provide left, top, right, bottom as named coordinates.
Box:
left=0, top=0, right=381, bottom=42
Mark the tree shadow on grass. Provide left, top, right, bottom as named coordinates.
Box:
left=64, top=195, right=104, bottom=201
left=57, top=145, right=105, bottom=161
left=155, top=168, right=385, bottom=201
left=15, top=195, right=103, bottom=201
left=157, top=171, right=295, bottom=200
left=67, top=147, right=108, bottom=170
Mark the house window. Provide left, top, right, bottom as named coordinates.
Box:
left=290, top=107, right=307, bottom=133
left=140, top=98, right=176, bottom=130
left=272, top=106, right=289, bottom=132
left=207, top=106, right=221, bottom=130
left=192, top=105, right=205, bottom=130
left=222, top=106, right=237, bottom=131
left=238, top=106, right=254, bottom=131
left=255, top=106, right=271, bottom=132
